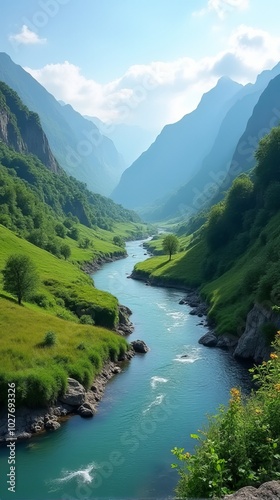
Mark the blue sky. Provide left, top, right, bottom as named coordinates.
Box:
left=1, top=0, right=280, bottom=132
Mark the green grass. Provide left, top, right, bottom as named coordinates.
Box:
left=0, top=225, right=119, bottom=328
left=134, top=240, right=207, bottom=287
left=0, top=223, right=134, bottom=407
left=0, top=296, right=128, bottom=407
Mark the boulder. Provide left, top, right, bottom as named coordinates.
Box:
left=45, top=419, right=61, bottom=430
left=131, top=340, right=149, bottom=353
left=77, top=402, right=95, bottom=418
left=198, top=333, right=218, bottom=347
left=59, top=378, right=86, bottom=407
left=217, top=334, right=238, bottom=350
left=113, top=366, right=122, bottom=374
left=223, top=480, right=280, bottom=499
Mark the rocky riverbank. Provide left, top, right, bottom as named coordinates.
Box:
left=0, top=350, right=135, bottom=443
left=131, top=270, right=280, bottom=363
left=81, top=252, right=126, bottom=274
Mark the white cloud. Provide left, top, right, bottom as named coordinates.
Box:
left=193, top=0, right=249, bottom=19
left=25, top=25, right=280, bottom=133
left=9, top=25, right=47, bottom=45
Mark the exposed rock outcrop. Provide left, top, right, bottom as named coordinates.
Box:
left=59, top=378, right=86, bottom=407
left=223, top=480, right=280, bottom=499
left=216, top=333, right=239, bottom=350
left=198, top=332, right=218, bottom=347
left=131, top=339, right=149, bottom=353
left=0, top=81, right=60, bottom=173
left=116, top=304, right=134, bottom=336
left=233, top=304, right=280, bottom=363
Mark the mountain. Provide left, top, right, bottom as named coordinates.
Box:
left=85, top=115, right=156, bottom=166
left=0, top=81, right=140, bottom=235
left=147, top=63, right=280, bottom=221
left=0, top=81, right=59, bottom=173
left=0, top=52, right=125, bottom=196
left=111, top=77, right=242, bottom=209
left=227, top=71, right=280, bottom=181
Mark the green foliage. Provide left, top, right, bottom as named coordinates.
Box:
left=60, top=243, right=71, bottom=260
left=162, top=234, right=179, bottom=260
left=2, top=254, right=39, bottom=305
left=55, top=223, right=66, bottom=238
left=255, top=127, right=280, bottom=189
left=113, top=235, right=125, bottom=247
left=79, top=314, right=95, bottom=325
left=172, top=337, right=280, bottom=498
left=43, top=331, right=57, bottom=347
left=68, top=226, right=79, bottom=240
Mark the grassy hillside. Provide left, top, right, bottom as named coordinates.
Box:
left=0, top=295, right=128, bottom=407
left=0, top=224, right=133, bottom=407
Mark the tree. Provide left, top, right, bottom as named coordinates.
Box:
left=113, top=235, right=125, bottom=247
left=162, top=234, right=179, bottom=261
left=2, top=254, right=39, bottom=305
left=60, top=244, right=71, bottom=260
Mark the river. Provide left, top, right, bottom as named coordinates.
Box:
left=0, top=239, right=252, bottom=500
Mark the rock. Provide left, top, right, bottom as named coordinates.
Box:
left=179, top=299, right=185, bottom=305
left=217, top=334, right=238, bottom=350
left=233, top=304, right=280, bottom=363
left=77, top=403, right=95, bottom=418
left=45, top=419, right=61, bottom=430
left=189, top=309, right=197, bottom=315
left=116, top=304, right=134, bottom=336
left=113, top=366, right=122, bottom=374
left=223, top=480, right=280, bottom=499
left=131, top=339, right=149, bottom=353
left=59, top=378, right=86, bottom=407
left=198, top=333, right=218, bottom=347
left=15, top=432, right=32, bottom=440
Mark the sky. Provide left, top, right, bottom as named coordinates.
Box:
left=1, top=0, right=280, bottom=134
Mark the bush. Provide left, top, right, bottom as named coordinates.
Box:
left=79, top=314, right=95, bottom=325
left=55, top=223, right=66, bottom=238
left=31, top=293, right=51, bottom=308
left=43, top=331, right=57, bottom=347
left=68, top=227, right=79, bottom=240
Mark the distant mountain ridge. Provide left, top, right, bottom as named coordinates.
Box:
left=85, top=115, right=156, bottom=167
left=147, top=62, right=280, bottom=221
left=228, top=70, right=280, bottom=179
left=111, top=77, right=242, bottom=209
left=0, top=52, right=125, bottom=196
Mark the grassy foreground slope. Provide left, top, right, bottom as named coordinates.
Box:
left=0, top=224, right=131, bottom=407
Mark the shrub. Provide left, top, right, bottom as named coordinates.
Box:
left=79, top=314, right=95, bottom=325
left=43, top=331, right=57, bottom=347
left=55, top=223, right=66, bottom=238
left=31, top=293, right=51, bottom=308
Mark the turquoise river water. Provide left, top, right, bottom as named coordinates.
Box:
left=0, top=239, right=252, bottom=500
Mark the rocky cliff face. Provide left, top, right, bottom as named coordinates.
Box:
left=0, top=81, right=60, bottom=173
left=233, top=303, right=280, bottom=363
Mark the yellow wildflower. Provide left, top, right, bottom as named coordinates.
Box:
left=184, top=452, right=191, bottom=459
left=274, top=383, right=280, bottom=392
left=230, top=388, right=240, bottom=398
left=270, top=353, right=278, bottom=360
left=255, top=408, right=262, bottom=414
